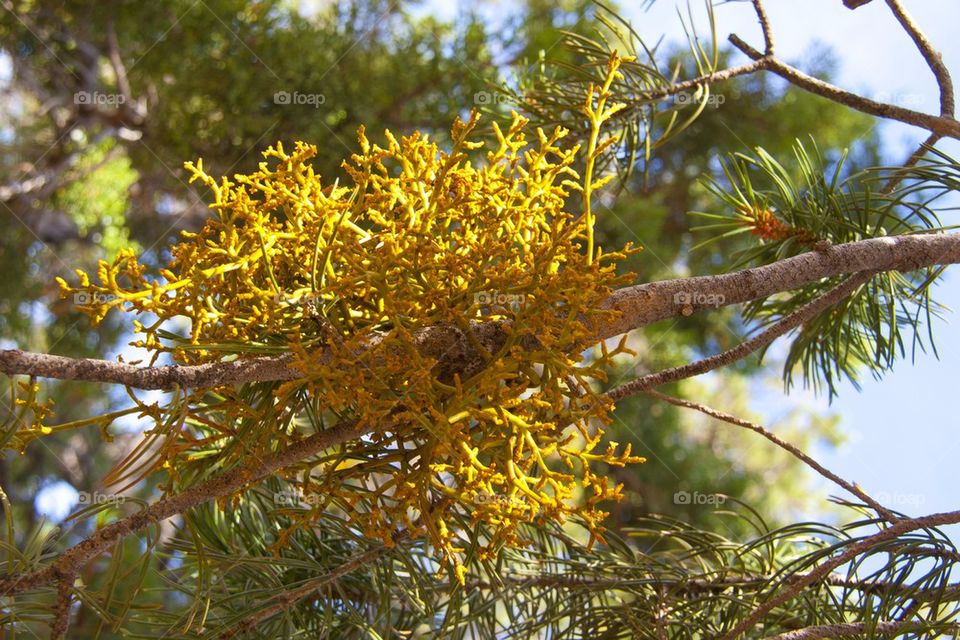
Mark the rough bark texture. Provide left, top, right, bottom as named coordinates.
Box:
left=767, top=620, right=916, bottom=640
left=599, top=233, right=960, bottom=336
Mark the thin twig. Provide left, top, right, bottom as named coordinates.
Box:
left=728, top=34, right=960, bottom=139
left=642, top=59, right=770, bottom=102
left=750, top=0, right=774, bottom=56
left=643, top=390, right=899, bottom=522
left=884, top=0, right=955, bottom=117
left=105, top=19, right=132, bottom=104
left=765, top=619, right=927, bottom=640
left=464, top=572, right=960, bottom=600
left=222, top=544, right=391, bottom=639
left=881, top=132, right=941, bottom=194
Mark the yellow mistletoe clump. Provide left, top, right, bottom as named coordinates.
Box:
left=57, top=55, right=644, bottom=581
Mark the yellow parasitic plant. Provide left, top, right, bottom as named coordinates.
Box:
left=53, top=54, right=643, bottom=582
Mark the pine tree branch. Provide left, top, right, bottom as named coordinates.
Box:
left=641, top=0, right=775, bottom=102
left=221, top=544, right=390, bottom=639
left=604, top=271, right=875, bottom=401
left=5, top=234, right=960, bottom=390
left=0, top=238, right=954, bottom=602
left=720, top=509, right=960, bottom=639
left=642, top=59, right=770, bottom=102
left=0, top=418, right=368, bottom=597
left=599, top=233, right=960, bottom=336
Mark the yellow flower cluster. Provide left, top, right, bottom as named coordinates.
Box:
left=57, top=55, right=644, bottom=581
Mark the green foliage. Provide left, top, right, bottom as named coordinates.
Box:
left=512, top=1, right=723, bottom=185
left=693, top=141, right=957, bottom=396
left=53, top=138, right=140, bottom=259
left=20, top=493, right=956, bottom=638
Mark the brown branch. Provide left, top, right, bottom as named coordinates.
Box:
left=462, top=572, right=960, bottom=601
left=750, top=0, right=774, bottom=56
left=629, top=0, right=773, bottom=102
left=105, top=19, right=132, bottom=104
left=604, top=271, right=875, bottom=402
left=0, top=418, right=369, bottom=597
left=0, top=321, right=490, bottom=390
left=728, top=34, right=960, bottom=139
left=720, top=509, right=960, bottom=640
left=766, top=620, right=928, bottom=640
left=884, top=0, right=955, bottom=117
left=49, top=575, right=75, bottom=640
left=902, top=545, right=960, bottom=564
left=643, top=390, right=899, bottom=523
left=0, top=349, right=301, bottom=390
left=881, top=132, right=941, bottom=194
left=600, top=233, right=960, bottom=337
left=6, top=233, right=960, bottom=391
left=642, top=59, right=770, bottom=103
